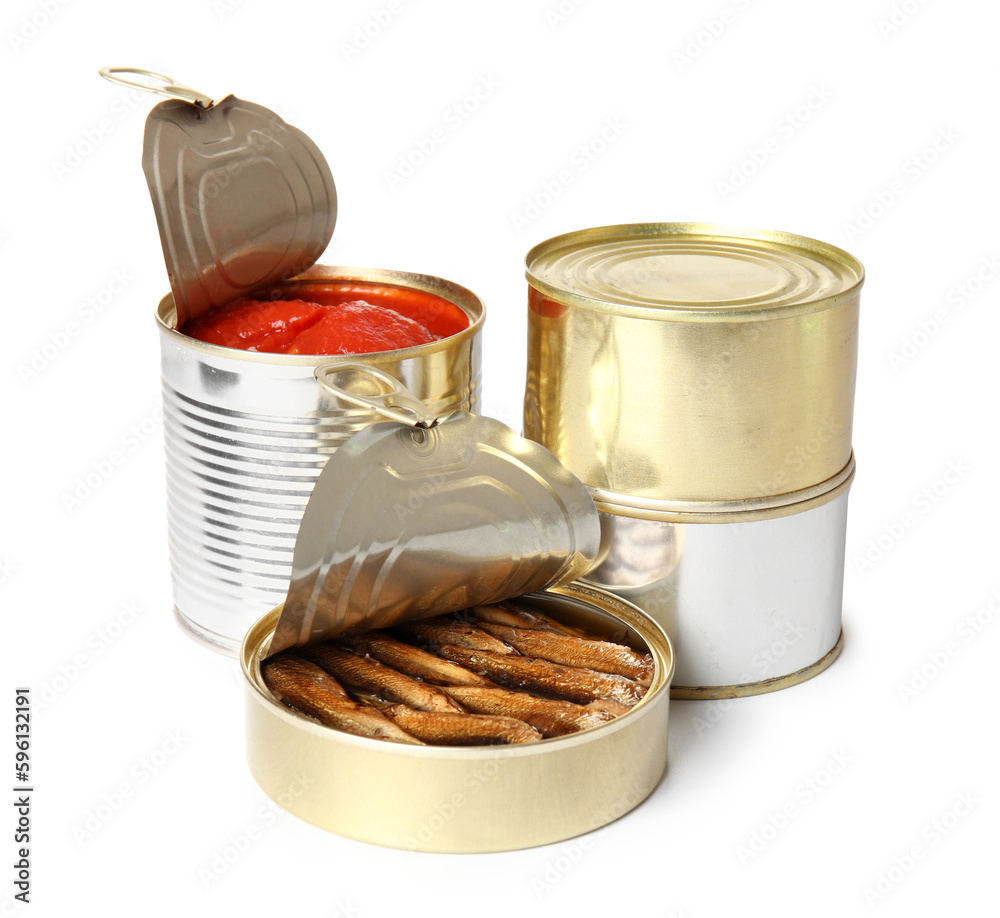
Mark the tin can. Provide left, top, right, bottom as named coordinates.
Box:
left=523, top=223, right=863, bottom=698
left=158, top=265, right=483, bottom=652
left=242, top=583, right=674, bottom=852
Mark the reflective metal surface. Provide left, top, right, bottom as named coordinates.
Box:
left=524, top=223, right=863, bottom=501
left=584, top=490, right=851, bottom=693
left=158, top=266, right=483, bottom=653
left=270, top=367, right=601, bottom=653
left=99, top=66, right=217, bottom=108
left=243, top=584, right=674, bottom=853
left=143, top=94, right=336, bottom=326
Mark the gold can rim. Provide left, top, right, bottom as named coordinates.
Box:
left=525, top=222, right=864, bottom=322
left=242, top=582, right=675, bottom=757
left=155, top=264, right=485, bottom=365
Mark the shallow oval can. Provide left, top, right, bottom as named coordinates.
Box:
left=523, top=223, right=863, bottom=698
left=241, top=583, right=674, bottom=853
left=158, top=265, right=483, bottom=652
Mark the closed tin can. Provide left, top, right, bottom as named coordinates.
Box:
left=158, top=265, right=483, bottom=652
left=523, top=223, right=863, bottom=698
left=242, top=583, right=674, bottom=852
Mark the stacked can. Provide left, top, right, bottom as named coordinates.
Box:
left=523, top=223, right=863, bottom=698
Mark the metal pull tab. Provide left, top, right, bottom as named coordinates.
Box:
left=98, top=66, right=217, bottom=109
left=316, top=363, right=439, bottom=429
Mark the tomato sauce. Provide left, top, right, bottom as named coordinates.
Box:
left=181, top=281, right=470, bottom=355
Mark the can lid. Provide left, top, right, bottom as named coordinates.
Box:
left=267, top=364, right=602, bottom=655
left=526, top=223, right=863, bottom=320
left=101, top=67, right=337, bottom=326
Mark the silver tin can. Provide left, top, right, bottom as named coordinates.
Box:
left=586, top=461, right=854, bottom=696
left=158, top=265, right=483, bottom=652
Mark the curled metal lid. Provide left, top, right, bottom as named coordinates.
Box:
left=100, top=67, right=337, bottom=326
left=267, top=365, right=602, bottom=655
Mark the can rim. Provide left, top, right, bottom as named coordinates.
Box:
left=155, top=264, right=485, bottom=365
left=589, top=454, right=856, bottom=524
left=240, top=583, right=675, bottom=759
left=525, top=222, right=865, bottom=322
left=670, top=631, right=844, bottom=699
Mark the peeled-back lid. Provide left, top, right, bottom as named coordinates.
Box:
left=103, top=68, right=337, bottom=326
left=267, top=365, right=603, bottom=656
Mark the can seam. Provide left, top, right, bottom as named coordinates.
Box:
left=589, top=454, right=855, bottom=524
left=669, top=630, right=843, bottom=699
left=525, top=222, right=865, bottom=322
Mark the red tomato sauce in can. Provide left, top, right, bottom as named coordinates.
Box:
left=180, top=281, right=470, bottom=355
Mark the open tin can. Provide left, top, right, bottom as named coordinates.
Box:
left=523, top=223, right=863, bottom=698
left=242, top=585, right=673, bottom=853
left=239, top=367, right=673, bottom=851
left=157, top=267, right=482, bottom=651
left=121, top=72, right=485, bottom=651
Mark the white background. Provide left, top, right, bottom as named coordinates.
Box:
left=3, top=0, right=997, bottom=915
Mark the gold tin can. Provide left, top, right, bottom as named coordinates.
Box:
left=241, top=583, right=674, bottom=853
left=523, top=224, right=863, bottom=697
left=158, top=265, right=483, bottom=652
left=524, top=223, right=862, bottom=502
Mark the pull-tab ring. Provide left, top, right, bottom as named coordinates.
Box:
left=98, top=66, right=217, bottom=109
left=315, top=363, right=439, bottom=429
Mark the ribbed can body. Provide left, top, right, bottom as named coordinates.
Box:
left=158, top=266, right=483, bottom=651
